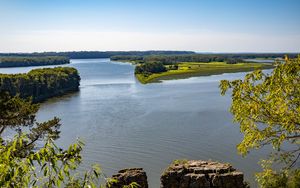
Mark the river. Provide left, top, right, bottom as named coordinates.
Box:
left=0, top=58, right=271, bottom=187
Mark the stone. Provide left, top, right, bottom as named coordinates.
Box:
left=107, top=168, right=148, bottom=188
left=188, top=174, right=210, bottom=188
left=161, top=160, right=246, bottom=188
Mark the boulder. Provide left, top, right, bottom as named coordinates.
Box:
left=161, top=160, right=246, bottom=188
left=107, top=168, right=148, bottom=188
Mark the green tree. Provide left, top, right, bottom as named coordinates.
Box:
left=0, top=91, right=103, bottom=187
left=0, top=56, right=70, bottom=68
left=134, top=62, right=167, bottom=74
left=220, top=56, right=300, bottom=187
left=0, top=92, right=141, bottom=187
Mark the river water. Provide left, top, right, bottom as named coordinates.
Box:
left=0, top=58, right=271, bottom=187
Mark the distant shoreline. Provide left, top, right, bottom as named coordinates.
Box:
left=0, top=56, right=70, bottom=68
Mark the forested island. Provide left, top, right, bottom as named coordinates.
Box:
left=0, top=67, right=80, bottom=102
left=0, top=56, right=70, bottom=68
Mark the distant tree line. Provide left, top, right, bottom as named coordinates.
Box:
left=135, top=62, right=167, bottom=75
left=0, top=51, right=195, bottom=59
left=0, top=67, right=80, bottom=102
left=111, top=53, right=298, bottom=65
left=0, top=56, right=70, bottom=67
left=111, top=55, right=144, bottom=62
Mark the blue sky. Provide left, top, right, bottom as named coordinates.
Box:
left=1, top=0, right=299, bottom=52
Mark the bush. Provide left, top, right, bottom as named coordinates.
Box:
left=134, top=62, right=167, bottom=75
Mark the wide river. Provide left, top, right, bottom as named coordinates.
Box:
left=0, top=58, right=271, bottom=187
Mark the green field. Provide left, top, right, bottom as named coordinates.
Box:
left=135, top=62, right=274, bottom=84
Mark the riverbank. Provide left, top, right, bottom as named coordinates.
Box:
left=135, top=62, right=274, bottom=84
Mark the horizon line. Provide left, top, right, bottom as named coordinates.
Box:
left=0, top=50, right=299, bottom=54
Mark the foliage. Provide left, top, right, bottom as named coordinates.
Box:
left=0, top=92, right=141, bottom=187
left=0, top=91, right=79, bottom=187
left=0, top=56, right=70, bottom=67
left=172, top=159, right=188, bottom=166
left=134, top=62, right=167, bottom=75
left=0, top=92, right=38, bottom=135
left=167, top=64, right=179, bottom=70
left=0, top=67, right=80, bottom=102
left=122, top=182, right=140, bottom=188
left=220, top=56, right=300, bottom=187
left=0, top=134, right=92, bottom=187
left=226, top=58, right=239, bottom=64
left=0, top=51, right=195, bottom=60
left=111, top=53, right=298, bottom=65
left=256, top=159, right=300, bottom=188
left=111, top=55, right=144, bottom=63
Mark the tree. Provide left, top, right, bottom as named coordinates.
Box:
left=0, top=56, right=70, bottom=67
left=0, top=91, right=140, bottom=187
left=0, top=91, right=141, bottom=187
left=134, top=62, right=167, bottom=75
left=220, top=56, right=300, bottom=187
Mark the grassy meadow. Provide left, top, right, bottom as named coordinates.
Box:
left=135, top=62, right=274, bottom=84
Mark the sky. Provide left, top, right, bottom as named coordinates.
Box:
left=0, top=0, right=300, bottom=53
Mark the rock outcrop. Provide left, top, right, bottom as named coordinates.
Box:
left=161, top=160, right=246, bottom=188
left=107, top=160, right=246, bottom=188
left=108, top=168, right=148, bottom=188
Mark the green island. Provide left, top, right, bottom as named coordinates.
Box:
left=0, top=67, right=80, bottom=102
left=0, top=56, right=70, bottom=67
left=135, top=62, right=274, bottom=84
left=110, top=54, right=280, bottom=84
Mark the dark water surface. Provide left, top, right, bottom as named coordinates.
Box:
left=0, top=59, right=271, bottom=187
